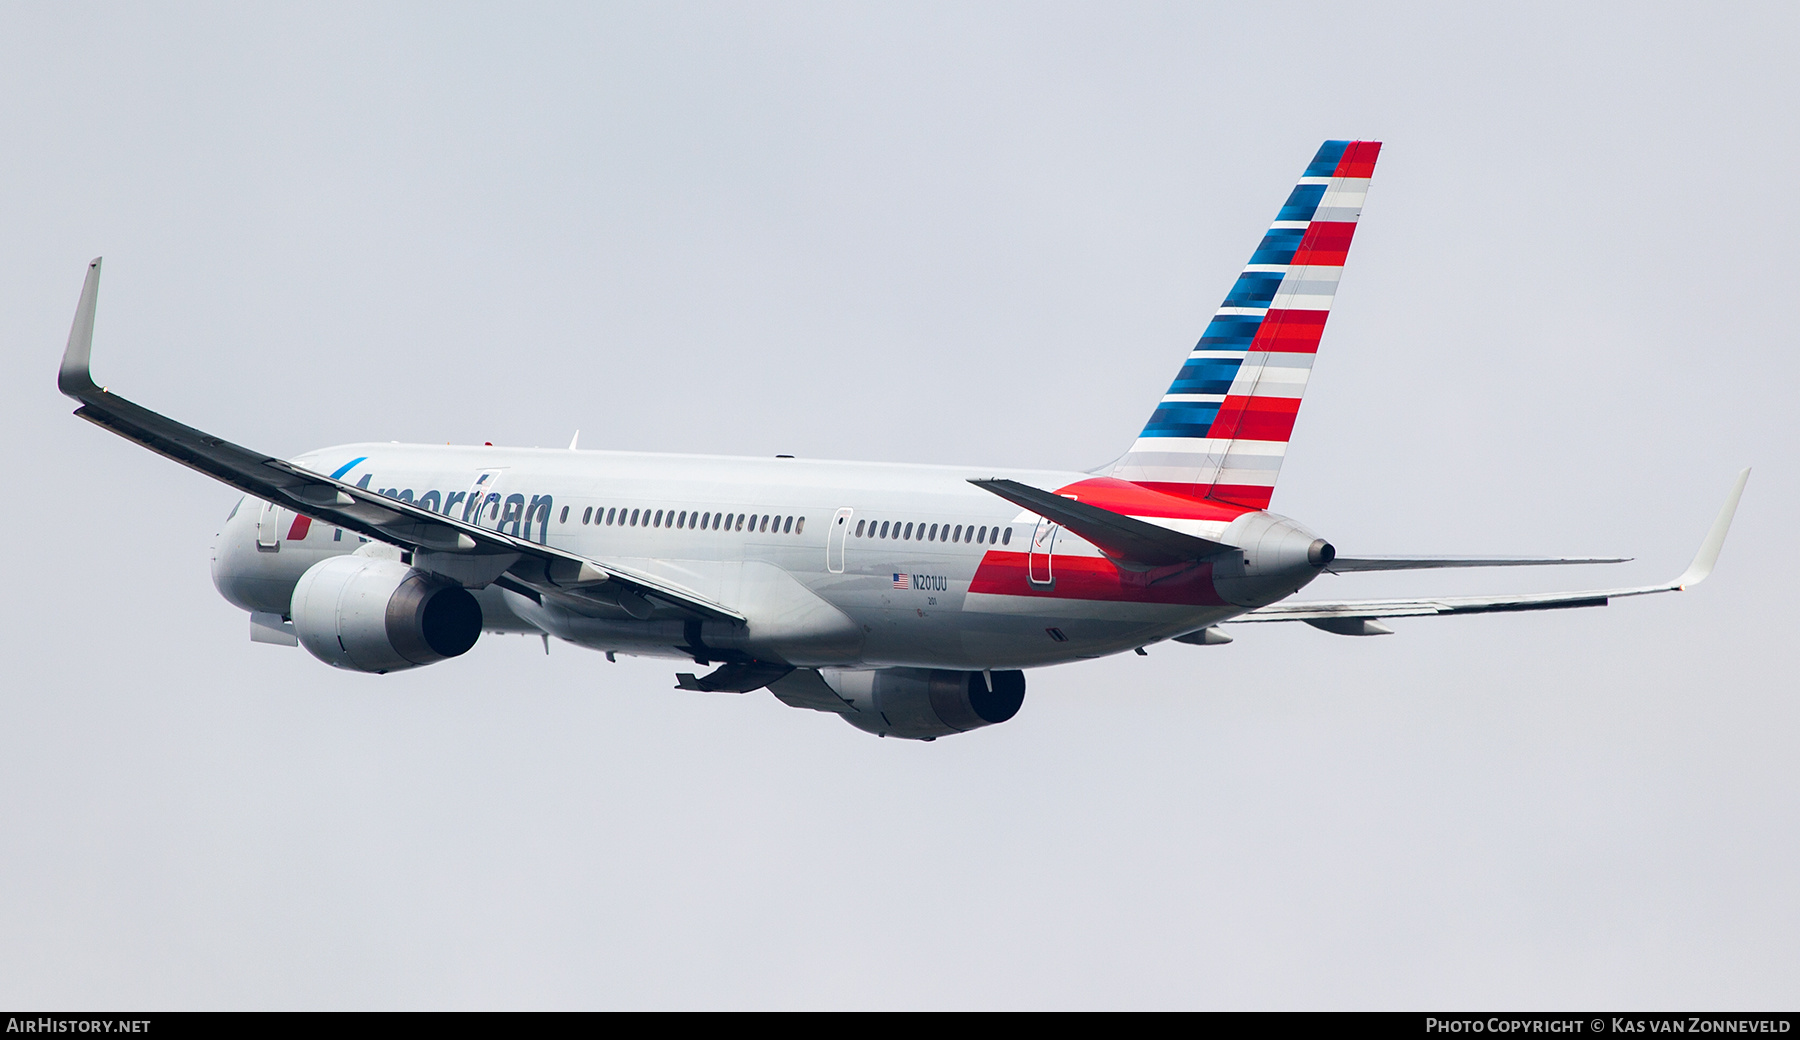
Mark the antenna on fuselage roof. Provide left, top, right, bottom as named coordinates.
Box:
left=568, top=430, right=580, bottom=451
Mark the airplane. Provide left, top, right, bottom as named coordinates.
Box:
left=55, top=139, right=1749, bottom=741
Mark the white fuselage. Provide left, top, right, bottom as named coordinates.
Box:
left=213, top=443, right=1305, bottom=670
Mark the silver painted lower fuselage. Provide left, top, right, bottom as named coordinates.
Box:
left=213, top=443, right=1320, bottom=670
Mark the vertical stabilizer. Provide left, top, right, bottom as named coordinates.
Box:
left=1110, top=141, right=1381, bottom=508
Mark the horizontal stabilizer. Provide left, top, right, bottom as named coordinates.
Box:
left=1327, top=555, right=1628, bottom=573
left=969, top=478, right=1235, bottom=567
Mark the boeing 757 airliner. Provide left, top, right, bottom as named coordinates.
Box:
left=56, top=140, right=1748, bottom=740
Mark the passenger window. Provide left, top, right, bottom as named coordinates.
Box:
left=699, top=511, right=709, bottom=529
left=630, top=508, right=640, bottom=526
left=976, top=526, right=986, bottom=544
left=1002, top=527, right=1011, bottom=545
left=952, top=524, right=962, bottom=542
left=606, top=508, right=616, bottom=525
left=902, top=522, right=912, bottom=539
left=879, top=521, right=890, bottom=538
left=676, top=510, right=685, bottom=529
left=929, top=523, right=939, bottom=541
left=581, top=507, right=592, bottom=524
left=855, top=519, right=865, bottom=537
left=784, top=516, right=793, bottom=534
left=795, top=517, right=805, bottom=534
left=653, top=510, right=663, bottom=527
left=559, top=506, right=570, bottom=524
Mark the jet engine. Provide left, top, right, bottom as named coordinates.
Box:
left=290, top=556, right=482, bottom=673
left=822, top=667, right=1025, bottom=740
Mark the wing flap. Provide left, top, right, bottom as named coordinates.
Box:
left=1238, top=592, right=1612, bottom=622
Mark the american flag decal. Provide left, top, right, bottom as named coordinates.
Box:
left=892, top=573, right=909, bottom=590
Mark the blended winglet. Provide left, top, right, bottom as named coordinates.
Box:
left=59, top=257, right=104, bottom=397
left=1674, top=467, right=1750, bottom=590
left=1234, top=469, right=1752, bottom=627
left=52, top=259, right=743, bottom=624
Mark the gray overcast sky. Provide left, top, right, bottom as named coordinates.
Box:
left=2, top=2, right=1795, bottom=1010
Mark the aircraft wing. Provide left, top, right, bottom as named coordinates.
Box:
left=1233, top=469, right=1749, bottom=628
left=57, top=258, right=742, bottom=624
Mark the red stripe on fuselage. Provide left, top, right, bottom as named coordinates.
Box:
left=1049, top=477, right=1254, bottom=522
left=287, top=514, right=312, bottom=540
left=969, top=551, right=1229, bottom=606
left=1125, top=481, right=1275, bottom=510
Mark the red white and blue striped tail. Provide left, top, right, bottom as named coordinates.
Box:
left=1109, top=140, right=1381, bottom=509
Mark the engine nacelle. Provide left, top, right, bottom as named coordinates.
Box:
left=822, top=667, right=1025, bottom=740
left=291, top=556, right=482, bottom=673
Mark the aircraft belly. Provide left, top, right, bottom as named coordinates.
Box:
left=508, top=558, right=863, bottom=666
left=817, top=560, right=1237, bottom=669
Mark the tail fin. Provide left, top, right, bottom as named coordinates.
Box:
left=1110, top=140, right=1381, bottom=509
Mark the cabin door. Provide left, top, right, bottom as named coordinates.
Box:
left=255, top=500, right=282, bottom=552
left=1027, top=515, right=1058, bottom=586
left=826, top=508, right=854, bottom=574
